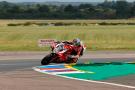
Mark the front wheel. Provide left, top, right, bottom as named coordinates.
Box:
left=41, top=54, right=53, bottom=65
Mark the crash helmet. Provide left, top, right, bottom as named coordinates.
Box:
left=73, top=38, right=81, bottom=46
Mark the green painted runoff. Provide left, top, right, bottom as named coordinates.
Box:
left=61, top=63, right=135, bottom=80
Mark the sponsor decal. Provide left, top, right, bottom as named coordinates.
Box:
left=38, top=39, right=56, bottom=47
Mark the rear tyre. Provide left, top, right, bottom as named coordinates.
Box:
left=41, top=54, right=52, bottom=65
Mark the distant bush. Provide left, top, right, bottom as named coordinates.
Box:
left=52, top=22, right=86, bottom=26
left=82, top=23, right=88, bottom=26
left=98, top=22, right=135, bottom=25
left=7, top=23, right=21, bottom=26
left=127, top=23, right=135, bottom=25
left=23, top=22, right=32, bottom=26
left=52, top=22, right=68, bottom=26
left=35, top=23, right=49, bottom=26
left=99, top=22, right=108, bottom=25
left=7, top=22, right=135, bottom=26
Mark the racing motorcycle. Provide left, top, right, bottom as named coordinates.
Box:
left=41, top=41, right=85, bottom=65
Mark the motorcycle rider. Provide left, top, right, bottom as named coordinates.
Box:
left=51, top=38, right=84, bottom=63
left=66, top=38, right=84, bottom=63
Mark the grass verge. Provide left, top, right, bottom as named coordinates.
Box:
left=0, top=25, right=135, bottom=51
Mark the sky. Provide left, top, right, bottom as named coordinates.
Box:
left=0, top=0, right=134, bottom=2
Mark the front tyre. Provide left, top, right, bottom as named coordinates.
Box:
left=41, top=54, right=53, bottom=65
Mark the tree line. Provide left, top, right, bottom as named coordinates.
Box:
left=0, top=1, right=135, bottom=19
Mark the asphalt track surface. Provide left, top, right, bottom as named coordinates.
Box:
left=0, top=51, right=135, bottom=90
